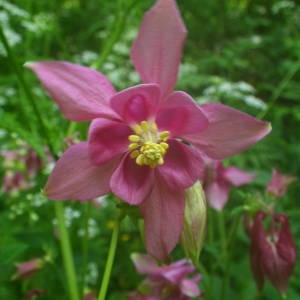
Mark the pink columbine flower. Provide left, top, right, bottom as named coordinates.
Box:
left=1, top=143, right=45, bottom=194
left=249, top=211, right=296, bottom=295
left=2, top=171, right=29, bottom=195
left=12, top=258, right=44, bottom=280
left=25, top=0, right=270, bottom=260
left=129, top=253, right=201, bottom=300
left=266, top=169, right=296, bottom=198
left=202, top=159, right=255, bottom=210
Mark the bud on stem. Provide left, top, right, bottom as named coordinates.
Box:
left=181, top=181, right=207, bottom=265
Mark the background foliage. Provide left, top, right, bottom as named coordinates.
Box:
left=0, top=0, right=299, bottom=299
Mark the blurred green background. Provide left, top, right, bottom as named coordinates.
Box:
left=0, top=0, right=299, bottom=299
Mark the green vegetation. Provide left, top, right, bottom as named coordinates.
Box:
left=1, top=0, right=299, bottom=299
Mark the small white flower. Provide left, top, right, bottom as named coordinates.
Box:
left=250, top=35, right=262, bottom=45
left=85, top=262, right=99, bottom=285
left=243, top=95, right=267, bottom=110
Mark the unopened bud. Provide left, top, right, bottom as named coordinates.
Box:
left=12, top=258, right=44, bottom=280
left=249, top=211, right=296, bottom=295
left=181, top=181, right=207, bottom=264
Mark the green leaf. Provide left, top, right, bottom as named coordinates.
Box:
left=0, top=243, right=28, bottom=264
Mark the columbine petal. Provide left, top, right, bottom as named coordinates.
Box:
left=158, top=140, right=203, bottom=190
left=250, top=241, right=265, bottom=291
left=185, top=103, right=271, bottom=159
left=156, top=91, right=209, bottom=137
left=162, top=261, right=195, bottom=283
left=222, top=167, right=256, bottom=186
left=88, top=119, right=131, bottom=165
left=180, top=278, right=201, bottom=297
left=110, top=154, right=154, bottom=205
left=25, top=61, right=118, bottom=121
left=264, top=214, right=297, bottom=294
left=140, top=179, right=185, bottom=261
left=205, top=181, right=230, bottom=211
left=131, top=0, right=187, bottom=98
left=110, top=84, right=160, bottom=124
left=45, top=142, right=120, bottom=200
left=131, top=253, right=160, bottom=275
left=266, top=169, right=296, bottom=198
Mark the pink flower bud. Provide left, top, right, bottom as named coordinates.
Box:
left=12, top=258, right=44, bottom=280
left=266, top=169, right=296, bottom=198
left=249, top=211, right=296, bottom=295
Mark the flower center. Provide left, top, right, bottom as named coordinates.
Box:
left=128, top=120, right=170, bottom=168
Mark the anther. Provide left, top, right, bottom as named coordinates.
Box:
left=128, top=143, right=139, bottom=150
left=136, top=154, right=145, bottom=165
left=130, top=150, right=139, bottom=158
left=132, top=124, right=143, bottom=135
left=158, top=157, right=164, bottom=165
left=160, top=142, right=169, bottom=149
left=128, top=135, right=140, bottom=142
left=159, top=131, right=170, bottom=141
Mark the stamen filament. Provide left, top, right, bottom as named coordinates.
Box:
left=140, top=121, right=148, bottom=131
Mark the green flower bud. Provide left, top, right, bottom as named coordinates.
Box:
left=181, top=181, right=207, bottom=264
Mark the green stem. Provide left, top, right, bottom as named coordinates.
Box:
left=98, top=218, right=120, bottom=300
left=92, top=0, right=139, bottom=69
left=93, top=0, right=124, bottom=69
left=258, top=57, right=300, bottom=120
left=55, top=202, right=80, bottom=300
left=218, top=211, right=227, bottom=258
left=66, top=122, right=78, bottom=137
left=217, top=211, right=228, bottom=299
left=81, top=201, right=92, bottom=298
left=195, top=260, right=212, bottom=300
left=225, top=214, right=241, bottom=249
left=207, top=207, right=214, bottom=245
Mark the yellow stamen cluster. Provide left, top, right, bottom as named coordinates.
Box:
left=128, top=121, right=170, bottom=168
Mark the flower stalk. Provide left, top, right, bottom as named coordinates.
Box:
left=81, top=200, right=92, bottom=299
left=98, top=216, right=120, bottom=300
left=93, top=0, right=139, bottom=69
left=55, top=202, right=80, bottom=300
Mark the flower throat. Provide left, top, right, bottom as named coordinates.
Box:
left=128, top=121, right=169, bottom=168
